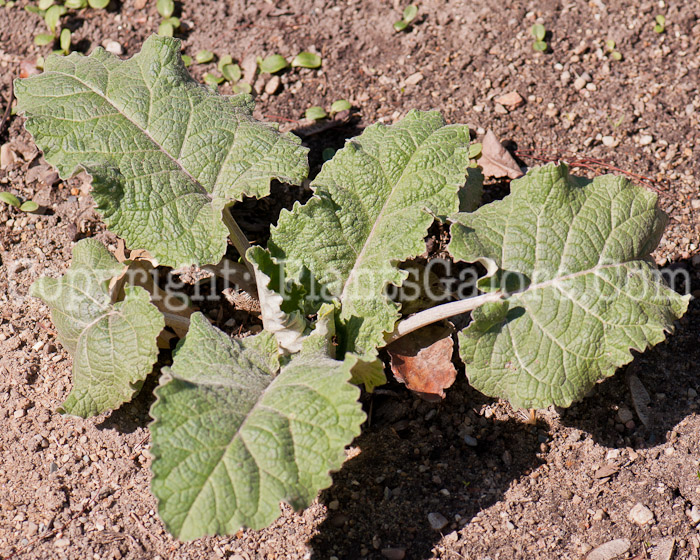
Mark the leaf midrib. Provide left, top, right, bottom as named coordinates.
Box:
left=58, top=69, right=207, bottom=196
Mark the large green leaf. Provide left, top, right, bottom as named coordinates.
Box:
left=267, top=110, right=474, bottom=362
left=15, top=35, right=308, bottom=267
left=149, top=312, right=364, bottom=539
left=31, top=239, right=164, bottom=417
left=449, top=163, right=689, bottom=408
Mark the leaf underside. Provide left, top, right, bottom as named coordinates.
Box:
left=15, top=35, right=308, bottom=267
left=267, top=110, right=475, bottom=364
left=30, top=238, right=164, bottom=417
left=449, top=163, right=689, bottom=409
left=149, top=313, right=364, bottom=540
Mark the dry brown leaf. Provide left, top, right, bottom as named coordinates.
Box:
left=386, top=324, right=456, bottom=402
left=478, top=130, right=523, bottom=179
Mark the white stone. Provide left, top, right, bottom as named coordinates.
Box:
left=639, top=135, right=653, bottom=146
left=405, top=72, right=424, bottom=86
left=104, top=40, right=123, bottom=56
left=628, top=503, right=654, bottom=525
left=427, top=512, right=448, bottom=530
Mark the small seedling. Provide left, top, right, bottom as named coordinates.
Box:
left=157, top=17, right=179, bottom=37
left=0, top=192, right=40, bottom=212
left=33, top=33, right=54, bottom=46
left=217, top=55, right=242, bottom=82
left=181, top=54, right=192, bottom=67
left=59, top=27, right=71, bottom=54
left=64, top=0, right=87, bottom=8
left=305, top=106, right=328, bottom=120
left=195, top=49, right=214, bottom=64
left=38, top=0, right=53, bottom=10
left=393, top=4, right=418, bottom=32
left=605, top=39, right=622, bottom=61
left=531, top=23, right=547, bottom=51
left=88, top=0, right=109, bottom=7
left=654, top=14, right=666, bottom=33
left=203, top=72, right=224, bottom=87
left=330, top=99, right=351, bottom=113
left=232, top=81, right=252, bottom=94
left=259, top=54, right=288, bottom=74
left=44, top=4, right=67, bottom=32
left=156, top=0, right=173, bottom=18
left=291, top=51, right=322, bottom=69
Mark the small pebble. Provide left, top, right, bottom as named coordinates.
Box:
left=560, top=70, right=571, bottom=84
left=405, top=72, right=423, bottom=86
left=381, top=548, right=406, bottom=560
left=617, top=408, right=634, bottom=423
left=265, top=75, right=281, bottom=95
left=573, top=77, right=587, bottom=90
left=327, top=499, right=339, bottom=510
left=688, top=388, right=697, bottom=398
left=639, top=135, right=653, bottom=146
left=13, top=409, right=25, bottom=418
left=687, top=505, right=700, bottom=524
left=628, top=503, right=654, bottom=525
left=104, top=40, right=123, bottom=56
left=664, top=446, right=675, bottom=456
left=55, top=538, right=70, bottom=547
left=428, top=512, right=449, bottom=531
left=602, top=136, right=616, bottom=147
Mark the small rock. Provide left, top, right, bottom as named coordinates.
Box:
left=327, top=499, right=339, bottom=510
left=594, top=464, right=618, bottom=479
left=586, top=82, right=597, bottom=91
left=592, top=509, right=606, bottom=521
left=560, top=70, right=571, bottom=84
left=617, top=408, right=634, bottom=423
left=241, top=54, right=258, bottom=85
left=602, top=136, right=617, bottom=147
left=25, top=522, right=38, bottom=536
left=265, top=75, right=281, bottom=95
left=494, top=91, right=525, bottom=111
left=494, top=104, right=508, bottom=114
left=13, top=409, right=25, bottom=419
left=381, top=548, right=406, bottom=560
left=688, top=388, right=697, bottom=398
left=651, top=537, right=675, bottom=560
left=639, top=135, right=653, bottom=146
left=104, top=40, right=123, bottom=56
left=0, top=143, right=17, bottom=170
left=629, top=503, right=654, bottom=525
left=691, top=199, right=700, bottom=210
left=55, top=538, right=70, bottom=547
left=133, top=0, right=147, bottom=8
left=664, top=446, right=674, bottom=456
left=687, top=505, right=700, bottom=524
left=587, top=538, right=630, bottom=560
left=573, top=77, right=588, bottom=90
left=428, top=512, right=449, bottom=531
left=405, top=72, right=424, bottom=86
left=463, top=435, right=477, bottom=447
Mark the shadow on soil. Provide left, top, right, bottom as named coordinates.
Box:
left=309, top=376, right=545, bottom=559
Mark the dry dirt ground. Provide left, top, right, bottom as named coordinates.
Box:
left=1, top=0, right=700, bottom=559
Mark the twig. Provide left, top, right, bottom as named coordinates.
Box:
left=0, top=79, right=14, bottom=139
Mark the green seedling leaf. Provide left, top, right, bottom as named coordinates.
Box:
left=34, top=33, right=55, bottom=46
left=221, top=63, right=241, bottom=82
left=448, top=163, right=690, bottom=409
left=44, top=4, right=67, bottom=32
left=203, top=72, right=223, bottom=86
left=156, top=0, right=173, bottom=18
left=259, top=54, right=288, bottom=74
left=531, top=23, right=546, bottom=41
left=25, top=4, right=42, bottom=13
left=605, top=39, right=616, bottom=50
left=533, top=40, right=547, bottom=52
left=291, top=51, right=322, bottom=69
left=393, top=19, right=408, bottom=32
left=88, top=0, right=109, bottom=8
left=59, top=27, right=71, bottom=53
left=195, top=49, right=214, bottom=64
left=654, top=14, right=666, bottom=33
left=305, top=106, right=327, bottom=120
left=64, top=0, right=87, bottom=8
left=232, top=81, right=252, bottom=94
left=30, top=238, right=164, bottom=417
left=19, top=200, right=40, bottom=212
left=38, top=0, right=54, bottom=10
left=268, top=110, right=474, bottom=364
left=0, top=192, right=21, bottom=207
left=468, top=142, right=482, bottom=159
left=150, top=312, right=364, bottom=539
left=611, top=51, right=622, bottom=61
left=15, top=35, right=309, bottom=267
left=157, top=20, right=174, bottom=37
left=403, top=4, right=418, bottom=23
left=330, top=99, right=351, bottom=113
left=217, top=54, right=233, bottom=72
left=180, top=54, right=192, bottom=66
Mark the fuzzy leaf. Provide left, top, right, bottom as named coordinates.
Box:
left=268, top=110, right=474, bottom=362
left=150, top=313, right=364, bottom=539
left=30, top=238, right=164, bottom=417
left=449, top=163, right=689, bottom=408
left=15, top=35, right=308, bottom=267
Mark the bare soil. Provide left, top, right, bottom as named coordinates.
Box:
left=1, top=1, right=699, bottom=559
